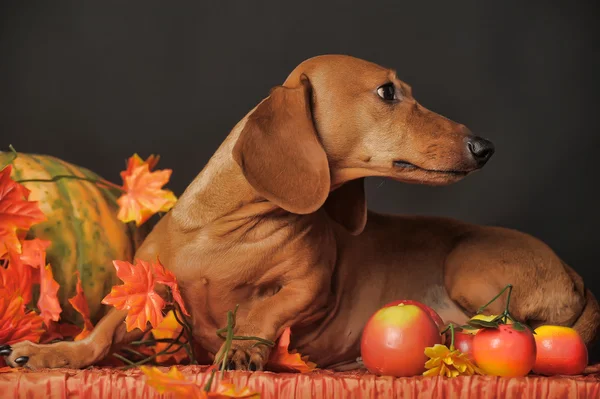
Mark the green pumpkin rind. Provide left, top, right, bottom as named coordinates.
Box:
left=1, top=152, right=142, bottom=324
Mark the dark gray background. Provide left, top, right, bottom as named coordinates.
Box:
left=2, top=0, right=599, bottom=355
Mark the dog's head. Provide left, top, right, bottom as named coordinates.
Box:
left=232, top=55, right=494, bottom=234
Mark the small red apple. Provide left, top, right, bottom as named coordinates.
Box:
left=451, top=331, right=476, bottom=363
left=472, top=324, right=537, bottom=377
left=533, top=325, right=588, bottom=375
left=383, top=299, right=444, bottom=330
left=361, top=303, right=442, bottom=377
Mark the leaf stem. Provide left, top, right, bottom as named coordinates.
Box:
left=503, top=284, right=514, bottom=324
left=477, top=284, right=513, bottom=316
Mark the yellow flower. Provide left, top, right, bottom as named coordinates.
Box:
left=423, top=344, right=484, bottom=378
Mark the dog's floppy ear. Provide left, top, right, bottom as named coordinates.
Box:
left=323, top=178, right=367, bottom=235
left=232, top=77, right=330, bottom=214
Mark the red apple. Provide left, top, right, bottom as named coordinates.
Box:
left=472, top=324, right=537, bottom=377
left=451, top=331, right=476, bottom=363
left=383, top=299, right=444, bottom=330
left=361, top=303, right=442, bottom=377
left=533, top=325, right=588, bottom=375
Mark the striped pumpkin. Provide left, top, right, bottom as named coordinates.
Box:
left=0, top=152, right=147, bottom=324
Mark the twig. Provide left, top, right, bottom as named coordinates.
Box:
left=121, top=347, right=147, bottom=358
left=112, top=353, right=136, bottom=365
left=119, top=328, right=186, bottom=370
left=220, top=310, right=235, bottom=377
left=172, top=302, right=197, bottom=364
left=130, top=338, right=183, bottom=346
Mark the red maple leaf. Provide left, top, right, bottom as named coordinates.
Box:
left=0, top=165, right=46, bottom=256
left=101, top=259, right=166, bottom=331
left=39, top=321, right=82, bottom=343
left=117, top=154, right=177, bottom=226
left=68, top=271, right=94, bottom=340
left=37, top=263, right=62, bottom=327
left=0, top=293, right=44, bottom=345
left=0, top=238, right=52, bottom=304
left=267, top=327, right=316, bottom=373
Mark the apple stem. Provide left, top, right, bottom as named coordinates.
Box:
left=477, top=284, right=513, bottom=321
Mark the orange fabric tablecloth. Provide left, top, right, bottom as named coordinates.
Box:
left=0, top=366, right=599, bottom=399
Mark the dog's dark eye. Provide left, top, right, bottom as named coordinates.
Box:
left=377, top=83, right=398, bottom=101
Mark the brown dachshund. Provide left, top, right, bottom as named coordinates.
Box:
left=3, top=55, right=599, bottom=371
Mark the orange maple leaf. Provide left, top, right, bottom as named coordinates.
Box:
left=0, top=165, right=46, bottom=256
left=68, top=271, right=94, bottom=341
left=266, top=327, right=316, bottom=373
left=154, top=258, right=190, bottom=316
left=140, top=366, right=204, bottom=398
left=117, top=154, right=177, bottom=226
left=151, top=310, right=188, bottom=364
left=140, top=366, right=260, bottom=399
left=101, top=259, right=166, bottom=331
left=38, top=263, right=62, bottom=327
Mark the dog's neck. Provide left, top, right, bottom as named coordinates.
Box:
left=170, top=126, right=268, bottom=231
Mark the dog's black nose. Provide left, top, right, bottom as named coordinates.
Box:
left=467, top=136, right=495, bottom=166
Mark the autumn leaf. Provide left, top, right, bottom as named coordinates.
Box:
left=19, top=238, right=51, bottom=271
left=39, top=321, right=82, bottom=343
left=154, top=258, right=190, bottom=316
left=38, top=263, right=62, bottom=327
left=267, top=327, right=316, bottom=373
left=0, top=165, right=46, bottom=256
left=212, top=382, right=260, bottom=399
left=151, top=310, right=188, bottom=363
left=101, top=259, right=165, bottom=331
left=68, top=271, right=94, bottom=341
left=0, top=238, right=52, bottom=304
left=140, top=366, right=204, bottom=398
left=0, top=294, right=44, bottom=345
left=140, top=366, right=260, bottom=399
left=0, top=250, right=34, bottom=304
left=117, top=154, right=177, bottom=226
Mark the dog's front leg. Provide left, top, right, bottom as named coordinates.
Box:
left=1, top=308, right=144, bottom=369
left=217, top=276, right=327, bottom=371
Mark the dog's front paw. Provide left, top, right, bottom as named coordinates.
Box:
left=219, top=341, right=271, bottom=371
left=1, top=340, right=84, bottom=370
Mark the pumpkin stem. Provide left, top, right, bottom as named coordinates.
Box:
left=16, top=174, right=125, bottom=192
left=0, top=145, right=18, bottom=170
